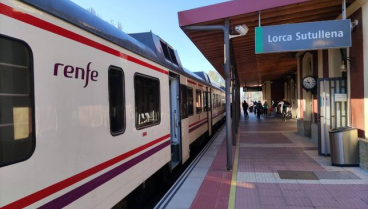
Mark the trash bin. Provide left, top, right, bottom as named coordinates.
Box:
left=329, top=127, right=359, bottom=166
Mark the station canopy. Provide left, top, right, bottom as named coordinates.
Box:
left=178, top=0, right=354, bottom=86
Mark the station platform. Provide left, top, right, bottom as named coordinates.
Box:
left=156, top=114, right=368, bottom=209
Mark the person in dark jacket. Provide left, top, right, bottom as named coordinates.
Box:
left=253, top=101, right=257, bottom=115
left=257, top=101, right=262, bottom=118
left=263, top=101, right=269, bottom=115
left=242, top=100, right=249, bottom=117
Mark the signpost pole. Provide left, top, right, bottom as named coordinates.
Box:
left=224, top=20, right=233, bottom=170
left=182, top=23, right=233, bottom=171
left=258, top=11, right=261, bottom=27
left=342, top=0, right=346, bottom=20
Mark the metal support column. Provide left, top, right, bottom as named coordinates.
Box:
left=232, top=81, right=236, bottom=145
left=182, top=22, right=233, bottom=170
left=224, top=20, right=233, bottom=170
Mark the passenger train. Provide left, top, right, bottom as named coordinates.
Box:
left=0, top=0, right=225, bottom=208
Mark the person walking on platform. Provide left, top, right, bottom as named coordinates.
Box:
left=263, top=101, right=269, bottom=116
left=242, top=100, right=249, bottom=117
left=253, top=101, right=257, bottom=115
left=257, top=101, right=262, bottom=118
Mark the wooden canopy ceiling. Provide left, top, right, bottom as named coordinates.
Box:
left=179, top=0, right=354, bottom=85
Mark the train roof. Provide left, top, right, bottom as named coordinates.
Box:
left=19, top=0, right=223, bottom=92
left=19, top=0, right=182, bottom=72
left=193, top=72, right=211, bottom=84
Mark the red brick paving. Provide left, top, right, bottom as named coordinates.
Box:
left=190, top=138, right=234, bottom=209
left=237, top=147, right=325, bottom=172
left=188, top=115, right=368, bottom=209
left=235, top=182, right=368, bottom=208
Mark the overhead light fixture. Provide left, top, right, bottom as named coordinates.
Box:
left=230, top=24, right=248, bottom=39
left=340, top=61, right=347, bottom=72
left=235, top=24, right=249, bottom=36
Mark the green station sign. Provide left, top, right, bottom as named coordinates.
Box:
left=255, top=19, right=352, bottom=54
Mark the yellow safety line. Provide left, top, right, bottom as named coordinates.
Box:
left=228, top=132, right=240, bottom=209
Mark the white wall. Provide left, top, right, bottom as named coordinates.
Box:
left=328, top=48, right=342, bottom=78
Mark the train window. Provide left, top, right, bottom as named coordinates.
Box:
left=160, top=40, right=171, bottom=61
left=196, top=89, right=202, bottom=114
left=213, top=94, right=217, bottom=108
left=207, top=92, right=211, bottom=110
left=203, top=91, right=207, bottom=112
left=187, top=87, right=194, bottom=116
left=0, top=36, right=34, bottom=167
left=108, top=66, right=125, bottom=135
left=168, top=47, right=178, bottom=65
left=217, top=95, right=221, bottom=107
left=135, top=74, right=160, bottom=129
left=180, top=85, right=188, bottom=119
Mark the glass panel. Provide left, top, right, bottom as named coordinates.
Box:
left=160, top=40, right=170, bottom=61
left=180, top=85, right=188, bottom=118
left=135, top=74, right=160, bottom=129
left=196, top=89, right=202, bottom=114
left=213, top=93, right=216, bottom=108
left=168, top=47, right=178, bottom=65
left=207, top=92, right=211, bottom=110
left=108, top=67, right=125, bottom=135
left=203, top=91, right=207, bottom=112
left=187, top=88, right=193, bottom=116
left=217, top=95, right=221, bottom=107
left=330, top=83, right=335, bottom=129
left=0, top=36, right=34, bottom=166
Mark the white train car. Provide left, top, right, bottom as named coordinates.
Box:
left=0, top=0, right=225, bottom=208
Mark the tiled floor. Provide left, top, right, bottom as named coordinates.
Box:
left=160, top=114, right=368, bottom=209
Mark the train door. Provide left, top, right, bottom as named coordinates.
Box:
left=169, top=73, right=181, bottom=169
left=317, top=78, right=348, bottom=155
left=207, top=88, right=212, bottom=136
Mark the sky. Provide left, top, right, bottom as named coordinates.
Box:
left=70, top=0, right=230, bottom=75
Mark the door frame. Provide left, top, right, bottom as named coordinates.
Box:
left=317, top=77, right=348, bottom=155
left=169, top=72, right=182, bottom=167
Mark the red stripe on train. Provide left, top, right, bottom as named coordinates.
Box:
left=187, top=80, right=196, bottom=85
left=188, top=117, right=208, bottom=128
left=1, top=134, right=170, bottom=209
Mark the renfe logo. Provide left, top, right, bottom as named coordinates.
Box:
left=54, top=62, right=98, bottom=88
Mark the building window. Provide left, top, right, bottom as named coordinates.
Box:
left=0, top=36, right=34, bottom=167
left=108, top=66, right=125, bottom=135
left=180, top=85, right=188, bottom=119
left=196, top=89, right=202, bottom=113
left=135, top=74, right=160, bottom=129
left=187, top=87, right=194, bottom=116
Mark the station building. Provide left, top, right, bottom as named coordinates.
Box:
left=178, top=0, right=368, bottom=169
